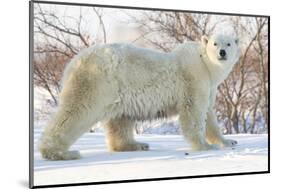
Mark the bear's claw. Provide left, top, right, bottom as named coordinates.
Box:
left=221, top=139, right=238, bottom=147
left=137, top=142, right=149, bottom=151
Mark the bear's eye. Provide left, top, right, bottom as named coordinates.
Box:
left=214, top=42, right=217, bottom=46
left=227, top=43, right=231, bottom=46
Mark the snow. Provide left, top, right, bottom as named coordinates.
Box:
left=33, top=126, right=268, bottom=186
left=136, top=117, right=181, bottom=135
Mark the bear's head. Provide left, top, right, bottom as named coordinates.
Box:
left=201, top=34, right=240, bottom=66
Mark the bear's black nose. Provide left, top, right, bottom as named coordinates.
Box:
left=219, top=49, right=226, bottom=57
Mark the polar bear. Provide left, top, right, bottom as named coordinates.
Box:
left=39, top=34, right=240, bottom=160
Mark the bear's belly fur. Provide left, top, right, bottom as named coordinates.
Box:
left=111, top=83, right=180, bottom=121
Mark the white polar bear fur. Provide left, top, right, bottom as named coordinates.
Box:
left=39, top=35, right=240, bottom=160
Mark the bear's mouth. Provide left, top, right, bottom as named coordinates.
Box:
left=218, top=56, right=227, bottom=61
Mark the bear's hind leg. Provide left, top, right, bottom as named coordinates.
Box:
left=39, top=105, right=99, bottom=160
left=39, top=58, right=107, bottom=160
left=104, top=118, right=149, bottom=151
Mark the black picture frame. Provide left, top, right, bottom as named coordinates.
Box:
left=29, top=1, right=270, bottom=188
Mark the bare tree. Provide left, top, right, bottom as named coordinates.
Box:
left=34, top=4, right=92, bottom=56
left=34, top=51, right=69, bottom=105
left=33, top=4, right=107, bottom=104
left=254, top=17, right=269, bottom=131
left=216, top=17, right=268, bottom=134
left=93, top=8, right=107, bottom=44
left=129, top=11, right=218, bottom=51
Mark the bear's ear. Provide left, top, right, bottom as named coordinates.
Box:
left=201, top=35, right=209, bottom=46
left=235, top=38, right=239, bottom=45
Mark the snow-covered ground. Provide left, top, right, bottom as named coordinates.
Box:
left=33, top=126, right=268, bottom=186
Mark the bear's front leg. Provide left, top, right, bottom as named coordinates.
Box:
left=205, top=90, right=237, bottom=148
left=104, top=118, right=149, bottom=151
left=179, top=90, right=219, bottom=151
left=206, top=110, right=237, bottom=147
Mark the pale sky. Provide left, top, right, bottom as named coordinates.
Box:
left=34, top=2, right=261, bottom=50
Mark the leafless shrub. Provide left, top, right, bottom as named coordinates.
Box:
left=33, top=4, right=106, bottom=104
